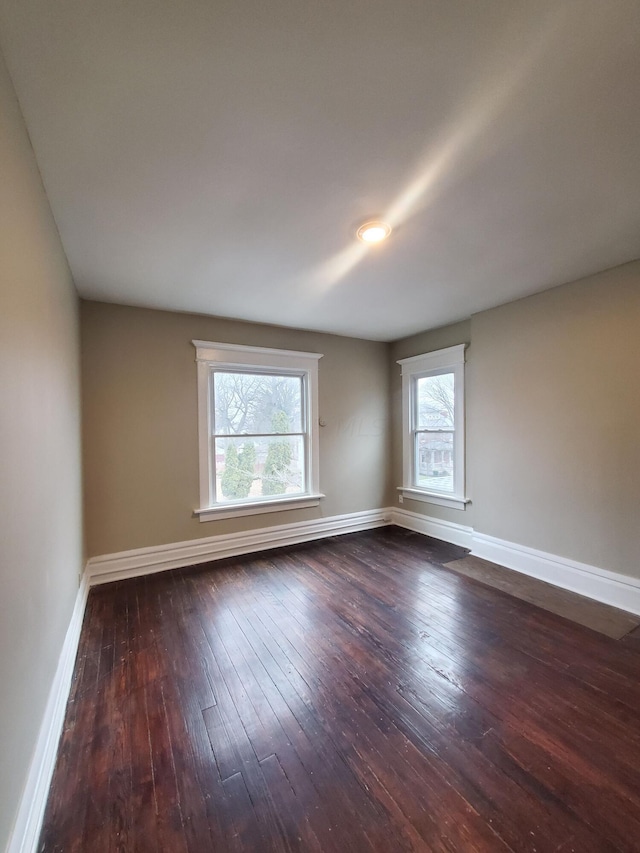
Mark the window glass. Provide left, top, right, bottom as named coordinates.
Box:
left=416, top=373, right=454, bottom=430
left=415, top=431, right=454, bottom=493
left=214, top=434, right=305, bottom=503
left=213, top=372, right=302, bottom=435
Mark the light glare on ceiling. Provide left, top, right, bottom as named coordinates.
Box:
left=356, top=220, right=391, bottom=243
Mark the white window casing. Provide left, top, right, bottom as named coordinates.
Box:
left=193, top=341, right=323, bottom=521
left=397, top=343, right=469, bottom=511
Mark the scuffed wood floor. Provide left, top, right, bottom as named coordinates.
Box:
left=443, top=554, right=640, bottom=639
left=40, top=527, right=640, bottom=852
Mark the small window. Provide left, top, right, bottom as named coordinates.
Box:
left=398, top=344, right=468, bottom=510
left=193, top=341, right=323, bottom=521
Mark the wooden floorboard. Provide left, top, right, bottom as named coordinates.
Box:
left=443, top=554, right=640, bottom=638
left=39, top=527, right=640, bottom=852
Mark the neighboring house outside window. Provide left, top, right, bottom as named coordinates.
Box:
left=397, top=344, right=468, bottom=510
left=193, top=341, right=323, bottom=521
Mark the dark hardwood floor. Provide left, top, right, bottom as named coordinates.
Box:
left=40, top=527, right=640, bottom=852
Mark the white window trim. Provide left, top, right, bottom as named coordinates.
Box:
left=397, top=343, right=469, bottom=511
left=193, top=340, right=323, bottom=521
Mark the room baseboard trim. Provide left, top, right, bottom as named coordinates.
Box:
left=471, top=531, right=640, bottom=616
left=87, top=508, right=392, bottom=585
left=86, top=504, right=640, bottom=610
left=390, top=507, right=473, bottom=549
left=7, top=572, right=89, bottom=853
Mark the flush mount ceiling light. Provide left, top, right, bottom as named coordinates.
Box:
left=356, top=220, right=392, bottom=244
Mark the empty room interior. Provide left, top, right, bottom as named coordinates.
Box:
left=2, top=1, right=640, bottom=851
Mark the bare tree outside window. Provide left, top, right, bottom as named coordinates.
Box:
left=212, top=372, right=304, bottom=502
left=213, top=373, right=264, bottom=435
left=417, top=373, right=454, bottom=428
left=214, top=373, right=302, bottom=435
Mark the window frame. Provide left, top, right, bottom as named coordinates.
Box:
left=193, top=340, right=323, bottom=521
left=397, top=344, right=469, bottom=510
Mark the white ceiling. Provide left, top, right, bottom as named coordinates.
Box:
left=1, top=0, right=639, bottom=341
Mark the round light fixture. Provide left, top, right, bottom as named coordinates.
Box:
left=356, top=220, right=392, bottom=244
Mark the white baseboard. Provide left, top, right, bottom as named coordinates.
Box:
left=87, top=508, right=391, bottom=585
left=7, top=573, right=89, bottom=853
left=91, top=506, right=640, bottom=617
left=390, top=507, right=473, bottom=549
left=471, top=531, right=640, bottom=617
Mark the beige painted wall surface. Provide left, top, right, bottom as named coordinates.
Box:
left=389, top=321, right=473, bottom=527
left=470, top=261, right=640, bottom=578
left=82, top=302, right=390, bottom=557
left=0, top=52, right=82, bottom=849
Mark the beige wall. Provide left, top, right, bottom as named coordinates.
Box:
left=81, top=301, right=390, bottom=556
left=390, top=262, right=640, bottom=580
left=389, top=320, right=473, bottom=526
left=470, top=261, right=640, bottom=578
left=0, top=52, right=82, bottom=849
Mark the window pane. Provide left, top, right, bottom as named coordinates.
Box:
left=417, top=373, right=454, bottom=429
left=213, top=372, right=302, bottom=435
left=415, top=431, right=454, bottom=493
left=214, top=435, right=305, bottom=502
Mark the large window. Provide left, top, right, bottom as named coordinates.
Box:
left=193, top=341, right=323, bottom=521
left=398, top=344, right=468, bottom=510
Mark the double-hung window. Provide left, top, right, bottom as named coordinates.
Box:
left=398, top=344, right=468, bottom=510
left=193, top=341, right=323, bottom=521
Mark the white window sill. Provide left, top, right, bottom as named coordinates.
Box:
left=195, top=493, right=324, bottom=522
left=398, top=487, right=470, bottom=511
